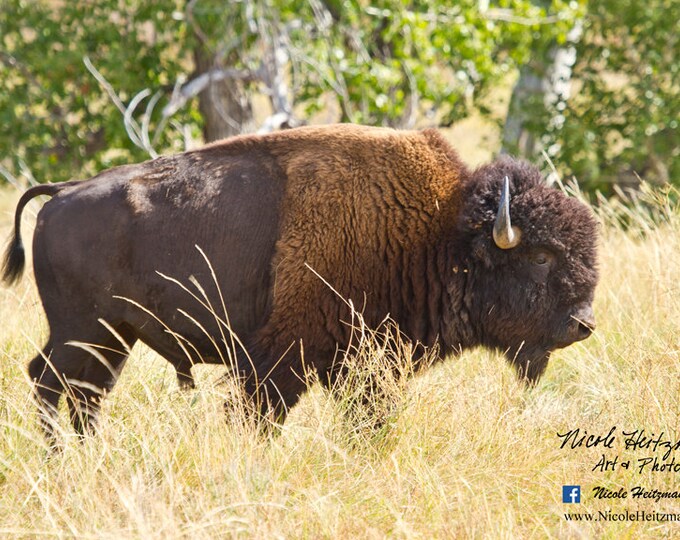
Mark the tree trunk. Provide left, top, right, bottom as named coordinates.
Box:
left=502, top=7, right=582, bottom=162
left=193, top=45, right=255, bottom=142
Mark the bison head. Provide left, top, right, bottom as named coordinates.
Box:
left=452, top=156, right=599, bottom=382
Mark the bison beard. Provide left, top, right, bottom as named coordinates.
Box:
left=2, top=124, right=598, bottom=438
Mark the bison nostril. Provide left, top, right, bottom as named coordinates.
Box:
left=570, top=304, right=595, bottom=342
left=577, top=321, right=594, bottom=340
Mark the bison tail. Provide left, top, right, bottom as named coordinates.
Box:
left=2, top=230, right=25, bottom=286
left=2, top=183, right=68, bottom=285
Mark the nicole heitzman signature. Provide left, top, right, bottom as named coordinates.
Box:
left=556, top=427, right=680, bottom=460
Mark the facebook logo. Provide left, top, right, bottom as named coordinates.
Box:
left=562, top=485, right=581, bottom=503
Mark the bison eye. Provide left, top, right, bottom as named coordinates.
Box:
left=530, top=250, right=552, bottom=266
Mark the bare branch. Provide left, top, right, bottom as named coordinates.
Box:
left=142, top=90, right=164, bottom=152
left=123, top=88, right=151, bottom=150
left=484, top=8, right=568, bottom=25
left=84, top=56, right=160, bottom=158
left=401, top=61, right=418, bottom=129
left=83, top=56, right=129, bottom=119
left=307, top=0, right=354, bottom=120
left=162, top=67, right=260, bottom=118
left=255, top=17, right=300, bottom=132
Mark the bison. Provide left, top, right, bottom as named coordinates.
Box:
left=2, top=124, right=598, bottom=437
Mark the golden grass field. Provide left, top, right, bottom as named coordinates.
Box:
left=0, top=171, right=679, bottom=538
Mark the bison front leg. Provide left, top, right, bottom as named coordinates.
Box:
left=173, top=358, right=196, bottom=390
left=240, top=348, right=309, bottom=425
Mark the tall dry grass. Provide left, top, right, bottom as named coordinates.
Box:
left=0, top=183, right=679, bottom=538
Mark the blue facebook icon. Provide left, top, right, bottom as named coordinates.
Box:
left=562, top=485, right=581, bottom=503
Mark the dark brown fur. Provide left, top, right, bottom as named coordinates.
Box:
left=2, top=124, right=598, bottom=435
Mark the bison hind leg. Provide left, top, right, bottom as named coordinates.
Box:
left=65, top=326, right=137, bottom=436
left=29, top=325, right=137, bottom=441
left=28, top=342, right=61, bottom=445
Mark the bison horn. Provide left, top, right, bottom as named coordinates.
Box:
left=493, top=176, right=522, bottom=250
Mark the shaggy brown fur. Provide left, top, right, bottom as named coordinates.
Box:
left=2, top=124, right=598, bottom=435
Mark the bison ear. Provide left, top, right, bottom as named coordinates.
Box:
left=493, top=176, right=522, bottom=250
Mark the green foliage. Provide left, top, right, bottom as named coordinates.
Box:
left=544, top=0, right=679, bottom=193
left=0, top=0, right=191, bottom=183
left=1, top=0, right=576, bottom=185
left=2, top=1, right=676, bottom=195
left=291, top=0, right=580, bottom=127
